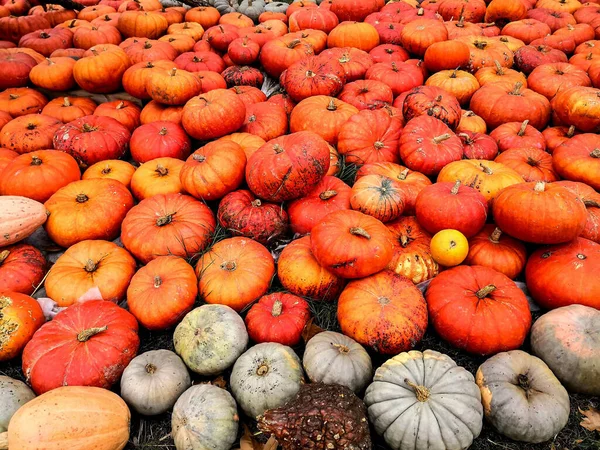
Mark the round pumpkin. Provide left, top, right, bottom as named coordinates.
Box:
left=552, top=133, right=600, bottom=191
left=72, top=44, right=130, bottom=94
left=0, top=291, right=44, bottom=361
left=552, top=86, right=600, bottom=132
left=130, top=121, right=190, bottom=163
left=44, top=179, right=134, bottom=248
left=476, top=350, right=570, bottom=443
left=230, top=342, right=303, bottom=418
left=127, top=256, right=197, bottom=331
left=22, top=300, right=139, bottom=394
left=196, top=237, right=275, bottom=312
left=337, top=269, right=428, bottom=354
left=173, top=304, right=248, bottom=375
left=0, top=376, right=35, bottom=433
left=0, top=114, right=61, bottom=155
left=41, top=96, right=96, bottom=123
left=350, top=174, right=405, bottom=223
left=365, top=350, right=483, bottom=450
left=120, top=349, right=191, bottom=416
left=130, top=157, right=184, bottom=201
left=0, top=244, right=45, bottom=295
left=82, top=160, right=136, bottom=188
left=531, top=305, right=600, bottom=395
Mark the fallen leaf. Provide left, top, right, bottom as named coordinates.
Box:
left=238, top=425, right=277, bottom=450
left=210, top=375, right=227, bottom=389
left=302, top=318, right=324, bottom=343
left=264, top=436, right=278, bottom=450
left=579, top=407, right=600, bottom=431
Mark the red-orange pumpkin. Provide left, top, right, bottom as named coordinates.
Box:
left=0, top=290, right=45, bottom=361
left=0, top=244, right=46, bottom=295
left=552, top=134, right=600, bottom=191
left=130, top=121, right=191, bottom=162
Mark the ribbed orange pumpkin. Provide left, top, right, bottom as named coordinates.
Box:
left=73, top=44, right=130, bottom=93
left=182, top=88, right=245, bottom=140
left=130, top=157, right=184, bottom=200
left=41, top=96, right=97, bottom=123
left=0, top=244, right=46, bottom=295
left=82, top=160, right=136, bottom=188
left=0, top=290, right=45, bottom=361
left=0, top=114, right=61, bottom=155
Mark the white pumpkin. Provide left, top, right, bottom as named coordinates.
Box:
left=173, top=304, right=248, bottom=376
left=0, top=376, right=35, bottom=432
left=365, top=349, right=483, bottom=450
left=230, top=343, right=303, bottom=418
left=120, top=350, right=191, bottom=416
left=171, top=384, right=239, bottom=450
left=302, top=331, right=372, bottom=392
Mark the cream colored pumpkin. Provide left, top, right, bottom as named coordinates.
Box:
left=173, top=304, right=248, bottom=376
left=0, top=196, right=47, bottom=247
left=364, top=349, right=483, bottom=450
left=0, top=376, right=35, bottom=432
left=476, top=350, right=570, bottom=443
left=120, top=349, right=191, bottom=416
left=302, top=331, right=372, bottom=392
left=171, top=384, right=239, bottom=450
left=230, top=343, right=304, bottom=418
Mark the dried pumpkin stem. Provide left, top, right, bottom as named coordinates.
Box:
left=221, top=260, right=237, bottom=271
left=77, top=325, right=108, bottom=342
left=0, top=431, right=7, bottom=450
left=332, top=343, right=349, bottom=354
left=404, top=379, right=430, bottom=402
left=101, top=165, right=112, bottom=175
left=490, top=227, right=502, bottom=243
left=145, top=363, right=157, bottom=374
left=450, top=180, right=461, bottom=195
left=155, top=164, right=168, bottom=176
left=584, top=199, right=600, bottom=208
left=518, top=120, right=529, bottom=136
left=493, top=60, right=504, bottom=74
left=433, top=134, right=452, bottom=144
left=374, top=140, right=385, bottom=149
left=567, top=125, right=575, bottom=137
left=63, top=97, right=71, bottom=107
left=84, top=259, right=97, bottom=272
left=156, top=213, right=174, bottom=227
left=319, top=190, right=338, bottom=200
left=510, top=82, right=523, bottom=96
left=271, top=300, right=283, bottom=317
left=476, top=284, right=496, bottom=299
left=399, top=235, right=409, bottom=247
left=286, top=39, right=301, bottom=49
left=251, top=199, right=262, bottom=207
left=350, top=227, right=371, bottom=239
left=590, top=149, right=600, bottom=158
left=398, top=169, right=409, bottom=181
left=154, top=276, right=162, bottom=288
left=159, top=127, right=168, bottom=136
left=30, top=156, right=42, bottom=166
left=534, top=181, right=546, bottom=192
left=273, top=144, right=285, bottom=154
left=479, top=163, right=493, bottom=175
left=256, top=363, right=269, bottom=376
left=327, top=98, right=337, bottom=111
left=0, top=250, right=9, bottom=265
left=76, top=194, right=89, bottom=203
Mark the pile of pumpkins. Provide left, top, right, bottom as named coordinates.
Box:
left=0, top=0, right=599, bottom=447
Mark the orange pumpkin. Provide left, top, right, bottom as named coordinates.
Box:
left=0, top=291, right=45, bottom=361
left=130, top=157, right=184, bottom=200
left=337, top=269, right=428, bottom=354
left=117, top=10, right=169, bottom=38
left=327, top=21, right=380, bottom=52
left=185, top=6, right=220, bottom=29
left=218, top=132, right=265, bottom=160
left=0, top=114, right=61, bottom=155
left=94, top=100, right=141, bottom=132
left=552, top=134, right=600, bottom=190
left=73, top=24, right=122, bottom=49
left=82, top=160, right=136, bottom=188
left=457, top=110, right=487, bottom=134
left=73, top=44, right=131, bottom=93
left=0, top=244, right=46, bottom=295
left=41, top=96, right=97, bottom=123
left=140, top=100, right=183, bottom=125
left=495, top=147, right=558, bottom=182
left=551, top=86, right=600, bottom=132
left=196, top=236, right=275, bottom=312
left=400, top=18, right=448, bottom=57
left=466, top=225, right=527, bottom=279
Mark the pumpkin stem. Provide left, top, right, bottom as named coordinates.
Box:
left=76, top=194, right=89, bottom=203
left=63, top=97, right=71, bottom=107
left=271, top=300, right=283, bottom=317
left=349, top=227, right=371, bottom=239
left=332, top=343, right=349, bottom=354
left=567, top=125, right=575, bottom=137
left=518, top=120, right=529, bottom=136
left=374, top=140, right=385, bottom=150
left=450, top=180, right=461, bottom=195
left=474, top=40, right=487, bottom=50
left=101, top=165, right=112, bottom=175
left=159, top=127, right=168, bottom=136
left=517, top=373, right=530, bottom=392
left=378, top=296, right=390, bottom=305
left=490, top=227, right=502, bottom=243
left=286, top=38, right=301, bottom=49
left=8, top=94, right=18, bottom=100
left=493, top=60, right=504, bottom=75
left=273, top=144, right=285, bottom=154
left=458, top=133, right=473, bottom=144
left=156, top=213, right=174, bottom=227
left=432, top=134, right=452, bottom=144
left=510, top=82, right=523, bottom=96
left=319, top=190, right=338, bottom=200
left=475, top=284, right=496, bottom=299
left=305, top=69, right=315, bottom=78
left=154, top=276, right=162, bottom=288
left=399, top=235, right=409, bottom=248
left=326, top=98, right=337, bottom=111
left=251, top=199, right=262, bottom=207
left=404, top=379, right=430, bottom=402
left=590, top=149, right=600, bottom=158
left=256, top=363, right=269, bottom=376
left=30, top=156, right=43, bottom=166
left=398, top=169, right=409, bottom=181
left=220, top=260, right=237, bottom=271
left=84, top=259, right=97, bottom=272
left=534, top=181, right=546, bottom=192
left=145, top=363, right=157, bottom=374
left=450, top=68, right=458, bottom=78
left=81, top=123, right=98, bottom=132
left=155, top=164, right=168, bottom=176
left=584, top=199, right=600, bottom=208
left=170, top=67, right=177, bottom=77
left=479, top=163, right=493, bottom=175
left=0, top=250, right=9, bottom=266
left=77, top=325, right=108, bottom=342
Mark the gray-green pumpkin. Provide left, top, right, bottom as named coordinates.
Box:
left=476, top=350, right=570, bottom=444
left=171, top=384, right=239, bottom=450
left=303, top=331, right=372, bottom=392
left=173, top=304, right=248, bottom=376
left=0, top=376, right=35, bottom=432
left=264, top=1, right=288, bottom=13
left=120, top=350, right=191, bottom=416
left=531, top=304, right=600, bottom=395
left=230, top=343, right=303, bottom=418
left=365, top=349, right=483, bottom=450
left=214, top=0, right=239, bottom=14
left=237, top=0, right=265, bottom=21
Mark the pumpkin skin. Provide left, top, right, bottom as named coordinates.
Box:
left=531, top=305, right=600, bottom=395
left=0, top=150, right=81, bottom=204
left=459, top=131, right=499, bottom=160
left=311, top=210, right=394, bottom=279
left=240, top=101, right=288, bottom=142
left=525, top=237, right=600, bottom=310
left=45, top=240, right=136, bottom=307
left=6, top=386, right=130, bottom=450
left=0, top=375, right=35, bottom=432
left=173, top=304, right=248, bottom=376
left=493, top=181, right=587, bottom=244
left=327, top=21, right=380, bottom=53
left=476, top=350, right=570, bottom=444
left=0, top=114, right=61, bottom=155
left=0, top=87, right=47, bottom=118
left=303, top=331, right=372, bottom=393
left=282, top=55, right=345, bottom=102
left=490, top=120, right=546, bottom=152
left=552, top=86, right=600, bottom=132
left=0, top=196, right=47, bottom=248
left=196, top=237, right=275, bottom=312
left=338, top=270, right=427, bottom=354
left=350, top=174, right=405, bottom=223
left=245, top=293, right=310, bottom=346
left=338, top=79, right=393, bottom=111
left=230, top=342, right=304, bottom=418
left=82, top=160, right=135, bottom=189
left=402, top=85, right=462, bottom=131
left=0, top=244, right=45, bottom=295
left=172, top=384, right=239, bottom=450
left=427, top=265, right=532, bottom=355
left=0, top=52, right=37, bottom=90
left=120, top=349, right=191, bottom=416
left=0, top=291, right=44, bottom=361
left=72, top=44, right=130, bottom=94
left=495, top=147, right=558, bottom=182
left=182, top=88, right=245, bottom=140
left=127, top=256, right=197, bottom=331
left=365, top=350, right=483, bottom=450
left=53, top=115, right=131, bottom=168
left=94, top=100, right=141, bottom=133
left=121, top=193, right=216, bottom=264
left=130, top=157, right=184, bottom=201
left=22, top=300, right=139, bottom=395
left=219, top=132, right=266, bottom=160
left=41, top=97, right=96, bottom=123
left=465, top=225, right=527, bottom=279
left=246, top=131, right=329, bottom=203
left=552, top=134, right=600, bottom=191
left=44, top=179, right=134, bottom=249
left=130, top=121, right=190, bottom=163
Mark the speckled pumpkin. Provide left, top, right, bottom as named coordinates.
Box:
left=0, top=375, right=35, bottom=432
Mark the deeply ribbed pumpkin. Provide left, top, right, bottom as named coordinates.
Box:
left=0, top=291, right=45, bottom=361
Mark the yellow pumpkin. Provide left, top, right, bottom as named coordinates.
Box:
left=430, top=229, right=469, bottom=267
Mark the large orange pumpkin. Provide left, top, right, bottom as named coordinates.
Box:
left=0, top=244, right=46, bottom=295
left=73, top=44, right=131, bottom=93
left=466, top=225, right=527, bottom=279
left=552, top=134, right=600, bottom=191
left=0, top=87, right=47, bottom=118
left=0, top=290, right=45, bottom=361
left=121, top=193, right=216, bottom=264
left=0, top=114, right=61, bottom=155
left=495, top=147, right=558, bottom=182
left=337, top=269, right=427, bottom=354
left=29, top=54, right=77, bottom=90
left=130, top=157, right=184, bottom=200
left=41, top=96, right=97, bottom=123
left=196, top=236, right=275, bottom=312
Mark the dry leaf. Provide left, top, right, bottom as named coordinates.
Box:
left=238, top=425, right=278, bottom=450
left=263, top=436, right=278, bottom=450
left=197, top=375, right=227, bottom=389
left=579, top=407, right=600, bottom=431
left=302, top=318, right=325, bottom=343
